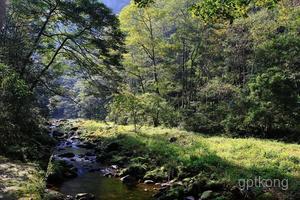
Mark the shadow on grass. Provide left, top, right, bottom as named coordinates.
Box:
left=0, top=191, right=18, bottom=200
left=95, top=132, right=300, bottom=196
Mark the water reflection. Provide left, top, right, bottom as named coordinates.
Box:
left=59, top=173, right=154, bottom=200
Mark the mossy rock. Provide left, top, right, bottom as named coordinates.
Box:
left=110, top=155, right=128, bottom=166
left=119, top=164, right=147, bottom=179
left=257, top=192, right=276, bottom=200
left=199, top=190, right=214, bottom=200
left=157, top=186, right=185, bottom=200
left=46, top=160, right=76, bottom=183
left=204, top=180, right=224, bottom=191
left=144, top=167, right=168, bottom=182
left=43, top=189, right=66, bottom=200
left=186, top=178, right=207, bottom=196
left=46, top=160, right=65, bottom=183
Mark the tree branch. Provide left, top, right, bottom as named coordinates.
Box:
left=30, top=37, right=69, bottom=90
left=22, top=3, right=57, bottom=75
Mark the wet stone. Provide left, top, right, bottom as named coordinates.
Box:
left=75, top=193, right=95, bottom=200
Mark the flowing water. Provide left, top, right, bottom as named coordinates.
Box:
left=49, top=123, right=154, bottom=200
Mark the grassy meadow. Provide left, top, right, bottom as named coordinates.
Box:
left=70, top=119, right=300, bottom=199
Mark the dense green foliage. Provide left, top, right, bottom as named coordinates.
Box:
left=1, top=0, right=298, bottom=148
left=0, top=64, right=40, bottom=149
left=191, top=0, right=280, bottom=23
left=113, top=0, right=300, bottom=138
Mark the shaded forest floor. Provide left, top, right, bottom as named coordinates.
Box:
left=0, top=156, right=45, bottom=200
left=67, top=119, right=300, bottom=200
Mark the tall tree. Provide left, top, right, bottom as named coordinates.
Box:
left=3, top=0, right=124, bottom=92
left=0, top=0, right=125, bottom=148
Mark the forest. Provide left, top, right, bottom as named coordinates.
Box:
left=0, top=0, right=299, bottom=200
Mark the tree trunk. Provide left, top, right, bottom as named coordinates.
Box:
left=153, top=111, right=159, bottom=127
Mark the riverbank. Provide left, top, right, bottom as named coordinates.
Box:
left=0, top=156, right=45, bottom=200
left=0, top=125, right=55, bottom=199
left=2, top=119, right=298, bottom=199
left=70, top=119, right=299, bottom=200
left=46, top=119, right=155, bottom=200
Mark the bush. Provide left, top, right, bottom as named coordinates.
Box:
left=0, top=64, right=44, bottom=153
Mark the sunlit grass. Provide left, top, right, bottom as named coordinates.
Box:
left=76, top=120, right=300, bottom=192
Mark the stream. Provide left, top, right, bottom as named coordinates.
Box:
left=49, top=123, right=154, bottom=200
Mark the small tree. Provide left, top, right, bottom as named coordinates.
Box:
left=109, top=91, right=144, bottom=132
left=140, top=93, right=179, bottom=127
left=109, top=92, right=178, bottom=130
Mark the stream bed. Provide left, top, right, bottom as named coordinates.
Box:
left=49, top=123, right=154, bottom=200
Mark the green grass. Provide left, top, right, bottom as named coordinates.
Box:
left=75, top=120, right=300, bottom=196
